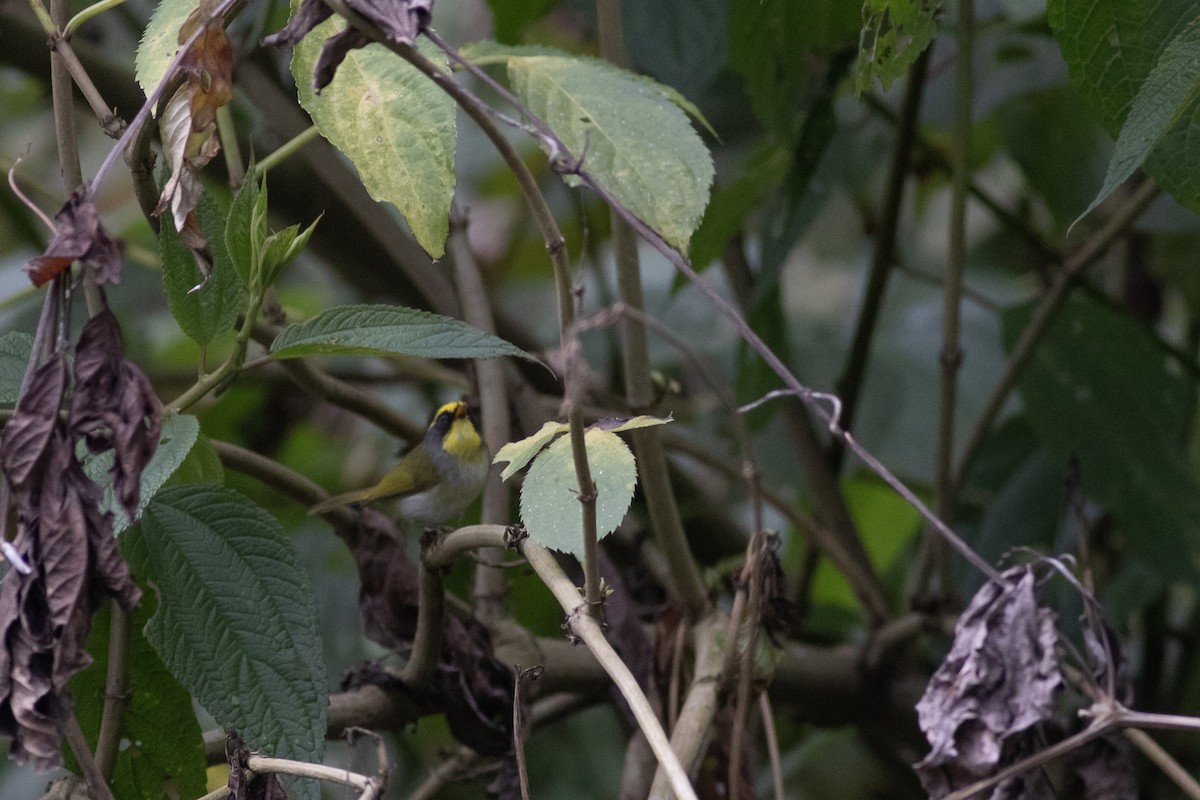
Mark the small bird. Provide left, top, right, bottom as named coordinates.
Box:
left=310, top=400, right=489, bottom=525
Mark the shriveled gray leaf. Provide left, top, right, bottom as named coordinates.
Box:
left=0, top=355, right=66, bottom=489
left=69, top=310, right=163, bottom=520
left=915, top=566, right=1062, bottom=799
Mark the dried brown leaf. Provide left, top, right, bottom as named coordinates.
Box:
left=69, top=309, right=162, bottom=520
left=264, top=0, right=434, bottom=90
left=0, top=356, right=66, bottom=490
left=26, top=191, right=122, bottom=287
left=914, top=566, right=1062, bottom=799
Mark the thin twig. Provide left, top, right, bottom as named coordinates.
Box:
left=952, top=179, right=1160, bottom=486
left=833, top=46, right=931, bottom=469
left=759, top=692, right=786, bottom=800
left=93, top=603, right=131, bottom=781
left=1123, top=728, right=1200, bottom=800
left=447, top=212, right=510, bottom=619
left=521, top=540, right=700, bottom=800
left=64, top=710, right=116, bottom=800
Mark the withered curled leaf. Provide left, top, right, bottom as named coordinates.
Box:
left=153, top=0, right=233, bottom=278
left=69, top=309, right=163, bottom=519
left=26, top=191, right=122, bottom=288
left=0, top=356, right=67, bottom=489
left=914, top=566, right=1062, bottom=799
left=264, top=0, right=434, bottom=90
left=0, top=320, right=146, bottom=767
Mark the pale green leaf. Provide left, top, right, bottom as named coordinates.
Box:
left=83, top=414, right=201, bottom=534
left=270, top=304, right=533, bottom=361
left=465, top=43, right=713, bottom=250
left=293, top=26, right=455, bottom=256
left=591, top=414, right=672, bottom=433
left=494, top=421, right=568, bottom=480
left=135, top=0, right=196, bottom=101
left=0, top=331, right=34, bottom=404
left=519, top=429, right=637, bottom=557
left=130, top=486, right=327, bottom=798
left=1079, top=18, right=1200, bottom=221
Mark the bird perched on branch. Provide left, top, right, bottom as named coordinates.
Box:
left=310, top=400, right=489, bottom=525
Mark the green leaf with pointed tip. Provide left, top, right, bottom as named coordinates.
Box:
left=160, top=192, right=246, bottom=345
left=83, top=414, right=201, bottom=534
left=292, top=26, right=455, bottom=257
left=495, top=421, right=569, bottom=480
left=129, top=486, right=327, bottom=800
left=270, top=304, right=534, bottom=361
left=261, top=213, right=321, bottom=287
left=1049, top=0, right=1200, bottom=215
left=0, top=331, right=34, bottom=404
left=135, top=0, right=196, bottom=100
left=519, top=429, right=637, bottom=558
left=1079, top=18, right=1200, bottom=221
left=463, top=43, right=713, bottom=251
left=225, top=173, right=261, bottom=285
left=68, top=592, right=207, bottom=800
left=590, top=415, right=672, bottom=433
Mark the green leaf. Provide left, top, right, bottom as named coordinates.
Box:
left=591, top=415, right=672, bottom=433
left=467, top=43, right=713, bottom=251
left=1049, top=0, right=1200, bottom=214
left=855, top=0, right=940, bottom=95
left=690, top=143, right=790, bottom=269
left=0, top=331, right=34, bottom=404
left=622, top=0, right=728, bottom=104
left=519, top=429, right=637, bottom=557
left=1078, top=18, right=1200, bottom=221
left=83, top=414, right=201, bottom=534
left=1005, top=296, right=1200, bottom=578
left=484, top=0, right=556, bottom=43
left=997, top=86, right=1112, bottom=228
left=730, top=0, right=857, bottom=131
left=495, top=420, right=568, bottom=480
left=270, top=304, right=534, bottom=361
left=163, top=431, right=225, bottom=487
left=135, top=0, right=196, bottom=100
left=261, top=214, right=321, bottom=287
left=225, top=173, right=262, bottom=286
left=68, top=593, right=207, bottom=800
left=293, top=28, right=455, bottom=257
left=160, top=193, right=247, bottom=345
left=130, top=486, right=328, bottom=797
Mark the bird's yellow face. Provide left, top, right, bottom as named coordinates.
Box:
left=430, top=401, right=484, bottom=462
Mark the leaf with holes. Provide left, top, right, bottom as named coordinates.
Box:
left=292, top=26, right=455, bottom=257
left=464, top=43, right=713, bottom=251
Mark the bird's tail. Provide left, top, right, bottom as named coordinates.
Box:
left=309, top=489, right=373, bottom=515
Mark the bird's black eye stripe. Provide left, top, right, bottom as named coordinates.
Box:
left=436, top=411, right=452, bottom=429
